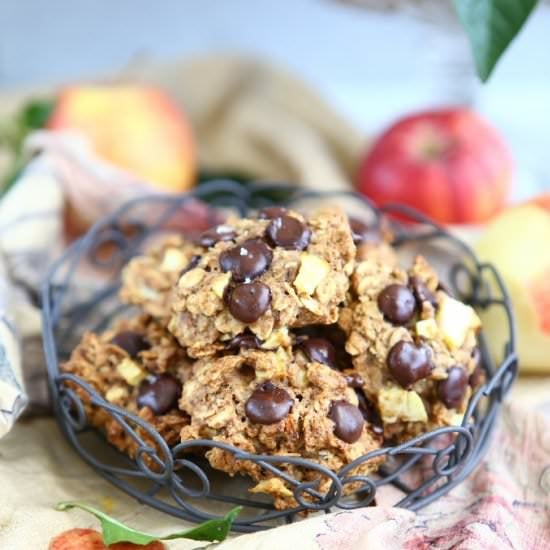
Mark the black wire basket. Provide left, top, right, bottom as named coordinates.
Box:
left=42, top=180, right=517, bottom=533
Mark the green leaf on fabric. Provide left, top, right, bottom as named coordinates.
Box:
left=18, top=98, right=56, bottom=130
left=0, top=97, right=56, bottom=196
left=55, top=501, right=241, bottom=545
left=454, top=0, right=539, bottom=82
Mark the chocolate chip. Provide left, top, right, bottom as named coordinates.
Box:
left=344, top=372, right=364, bottom=388
left=410, top=276, right=438, bottom=309
left=387, top=341, right=433, bottom=388
left=219, top=238, right=273, bottom=282
left=258, top=206, right=288, bottom=219
left=137, top=374, right=181, bottom=415
left=227, top=282, right=271, bottom=323
left=438, top=366, right=468, bottom=409
left=299, top=338, right=336, bottom=368
left=111, top=331, right=150, bottom=358
left=321, top=324, right=348, bottom=348
left=377, top=284, right=416, bottom=324
left=469, top=347, right=483, bottom=388
left=349, top=217, right=379, bottom=245
left=329, top=400, right=364, bottom=443
left=227, top=332, right=262, bottom=351
left=245, top=381, right=293, bottom=424
left=196, top=225, right=236, bottom=248
left=355, top=390, right=384, bottom=436
left=293, top=326, right=320, bottom=342
left=180, top=254, right=201, bottom=276
left=294, top=325, right=352, bottom=370
left=265, top=216, right=311, bottom=250
left=238, top=362, right=256, bottom=381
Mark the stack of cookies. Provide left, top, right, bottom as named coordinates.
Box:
left=63, top=205, right=483, bottom=509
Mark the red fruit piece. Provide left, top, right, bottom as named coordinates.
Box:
left=49, top=529, right=105, bottom=550
left=48, top=528, right=165, bottom=550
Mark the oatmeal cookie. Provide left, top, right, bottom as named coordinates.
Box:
left=120, top=234, right=202, bottom=321
left=61, top=314, right=193, bottom=459
left=168, top=207, right=356, bottom=357
left=179, top=345, right=382, bottom=509
left=341, top=252, right=482, bottom=441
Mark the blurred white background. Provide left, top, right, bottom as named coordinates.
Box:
left=1, top=0, right=549, bottom=198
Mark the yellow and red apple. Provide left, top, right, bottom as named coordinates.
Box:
left=48, top=85, right=196, bottom=192
left=474, top=195, right=550, bottom=372
left=357, top=108, right=513, bottom=224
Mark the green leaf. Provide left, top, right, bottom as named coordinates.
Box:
left=18, top=98, right=56, bottom=130
left=1, top=96, right=56, bottom=196
left=55, top=501, right=241, bottom=545
left=454, top=0, right=539, bottom=82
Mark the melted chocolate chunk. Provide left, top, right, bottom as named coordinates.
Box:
left=111, top=331, right=150, bottom=358
left=179, top=254, right=201, bottom=276
left=196, top=225, right=236, bottom=248
left=355, top=390, right=384, bottom=436
left=265, top=215, right=311, bottom=250
left=227, top=282, right=271, bottom=323
left=294, top=325, right=352, bottom=370
left=258, top=206, right=288, bottom=219
left=226, top=333, right=262, bottom=351
left=409, top=276, right=438, bottom=309
left=299, top=337, right=337, bottom=368
left=349, top=217, right=380, bottom=245
left=245, top=381, right=293, bottom=424
left=137, top=374, right=181, bottom=415
left=344, top=372, right=364, bottom=388
left=387, top=341, right=433, bottom=388
left=438, top=366, right=468, bottom=409
left=377, top=284, right=416, bottom=324
left=238, top=362, right=256, bottom=381
left=219, top=238, right=273, bottom=282
left=329, top=400, right=364, bottom=443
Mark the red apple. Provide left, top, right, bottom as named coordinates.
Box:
left=357, top=108, right=513, bottom=224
